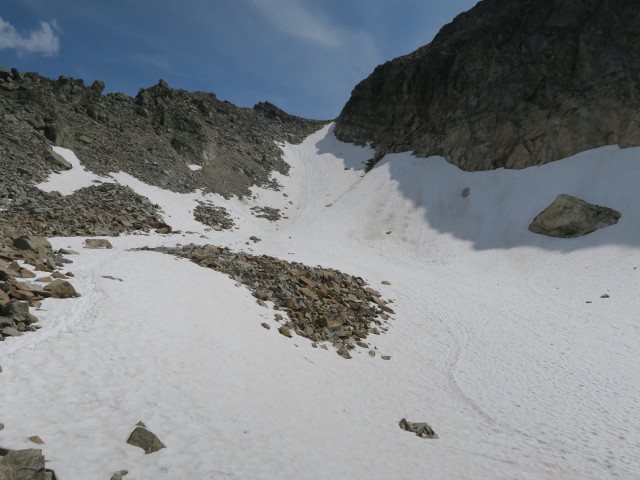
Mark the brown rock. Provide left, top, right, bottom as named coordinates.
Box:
left=43, top=280, right=79, bottom=298
left=84, top=238, right=113, bottom=249
left=278, top=326, right=292, bottom=338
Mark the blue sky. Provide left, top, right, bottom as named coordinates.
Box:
left=1, top=0, right=478, bottom=119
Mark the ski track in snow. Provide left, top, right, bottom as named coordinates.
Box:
left=1, top=124, right=639, bottom=479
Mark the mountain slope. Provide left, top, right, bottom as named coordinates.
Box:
left=335, top=0, right=640, bottom=170
left=1, top=125, right=639, bottom=479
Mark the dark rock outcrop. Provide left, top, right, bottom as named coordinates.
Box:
left=529, top=194, right=621, bottom=238
left=335, top=0, right=640, bottom=171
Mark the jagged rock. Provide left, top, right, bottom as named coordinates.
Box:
left=12, top=236, right=53, bottom=257
left=529, top=194, right=621, bottom=238
left=126, top=423, right=166, bottom=454
left=45, top=151, right=72, bottom=171
left=399, top=418, right=439, bottom=439
left=43, top=279, right=79, bottom=298
left=1, top=301, right=30, bottom=321
left=84, top=239, right=113, bottom=249
left=335, top=0, right=640, bottom=171
left=109, top=470, right=128, bottom=480
left=0, top=448, right=57, bottom=479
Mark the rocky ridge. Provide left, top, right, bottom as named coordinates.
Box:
left=143, top=244, right=394, bottom=358
left=0, top=67, right=327, bottom=199
left=0, top=183, right=163, bottom=238
left=335, top=0, right=640, bottom=171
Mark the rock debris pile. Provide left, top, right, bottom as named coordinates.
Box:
left=250, top=206, right=282, bottom=221
left=0, top=235, right=78, bottom=341
left=193, top=202, right=235, bottom=230
left=0, top=183, right=163, bottom=237
left=142, top=244, right=394, bottom=358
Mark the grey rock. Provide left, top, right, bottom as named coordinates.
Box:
left=12, top=236, right=53, bottom=257
left=109, top=470, right=128, bottom=480
left=46, top=151, right=72, bottom=171
left=126, top=424, right=166, bottom=454
left=529, top=194, right=621, bottom=238
left=335, top=0, right=640, bottom=172
left=399, top=418, right=439, bottom=439
left=1, top=301, right=30, bottom=321
left=2, top=327, right=23, bottom=337
left=0, top=448, right=57, bottom=479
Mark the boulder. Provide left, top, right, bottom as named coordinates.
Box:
left=0, top=301, right=30, bottom=321
left=12, top=236, right=53, bottom=257
left=529, top=194, right=621, bottom=238
left=46, top=151, right=72, bottom=170
left=43, top=280, right=79, bottom=298
left=399, top=418, right=439, bottom=439
left=126, top=423, right=166, bottom=454
left=84, top=239, right=113, bottom=249
left=0, top=448, right=57, bottom=479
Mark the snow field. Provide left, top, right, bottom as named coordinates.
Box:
left=1, top=124, right=639, bottom=479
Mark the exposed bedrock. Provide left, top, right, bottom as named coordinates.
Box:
left=335, top=0, right=640, bottom=170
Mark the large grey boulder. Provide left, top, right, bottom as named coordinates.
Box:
left=335, top=0, right=640, bottom=171
left=529, top=194, right=621, bottom=238
left=0, top=448, right=57, bottom=480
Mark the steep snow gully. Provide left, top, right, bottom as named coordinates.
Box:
left=1, top=124, right=639, bottom=479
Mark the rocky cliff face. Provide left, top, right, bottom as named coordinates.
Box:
left=335, top=0, right=640, bottom=170
left=0, top=68, right=326, bottom=198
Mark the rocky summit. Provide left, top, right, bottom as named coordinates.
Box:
left=335, top=0, right=640, bottom=171
left=0, top=69, right=327, bottom=198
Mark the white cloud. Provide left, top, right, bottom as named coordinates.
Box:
left=0, top=17, right=60, bottom=56
left=250, top=0, right=341, bottom=47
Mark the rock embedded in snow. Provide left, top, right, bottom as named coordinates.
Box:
left=0, top=448, right=57, bottom=479
left=27, top=436, right=44, bottom=445
left=46, top=151, right=72, bottom=171
left=43, top=280, right=79, bottom=299
left=193, top=203, right=235, bottom=230
left=84, top=239, right=113, bottom=249
left=399, top=418, right=439, bottom=439
left=126, top=423, right=166, bottom=454
left=528, top=194, right=621, bottom=238
left=109, top=470, right=129, bottom=480
left=143, top=244, right=394, bottom=356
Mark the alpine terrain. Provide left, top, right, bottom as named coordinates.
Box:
left=1, top=0, right=639, bottom=479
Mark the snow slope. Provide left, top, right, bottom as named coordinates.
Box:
left=1, top=124, right=639, bottom=479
